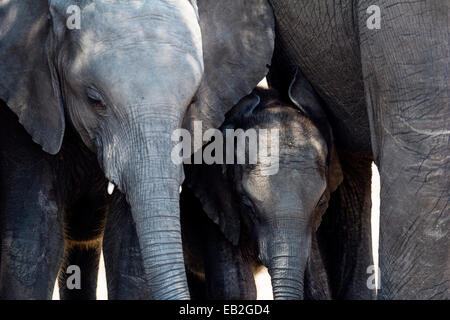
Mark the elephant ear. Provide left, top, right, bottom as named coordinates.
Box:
left=183, top=0, right=275, bottom=153
left=288, top=68, right=343, bottom=192
left=185, top=93, right=262, bottom=244
left=185, top=162, right=241, bottom=246
left=221, top=93, right=261, bottom=130
left=288, top=68, right=328, bottom=122
left=0, top=1, right=64, bottom=154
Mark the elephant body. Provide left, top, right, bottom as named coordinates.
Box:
left=0, top=103, right=107, bottom=299
left=268, top=0, right=449, bottom=299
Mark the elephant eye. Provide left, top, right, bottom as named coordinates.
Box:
left=86, top=87, right=106, bottom=110
left=87, top=96, right=104, bottom=107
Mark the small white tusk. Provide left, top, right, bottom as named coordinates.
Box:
left=107, top=182, right=115, bottom=195
left=179, top=185, right=182, bottom=194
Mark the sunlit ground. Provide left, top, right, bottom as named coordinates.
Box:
left=53, top=164, right=380, bottom=300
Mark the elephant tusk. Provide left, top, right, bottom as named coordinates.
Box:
left=107, top=181, right=115, bottom=195
left=179, top=185, right=182, bottom=194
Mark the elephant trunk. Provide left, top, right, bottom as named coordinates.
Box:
left=116, top=111, right=189, bottom=299
left=265, top=223, right=310, bottom=300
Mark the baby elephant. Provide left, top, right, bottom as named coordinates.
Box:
left=181, top=85, right=343, bottom=300
left=102, top=80, right=343, bottom=300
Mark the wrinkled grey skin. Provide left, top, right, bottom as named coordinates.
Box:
left=100, top=87, right=341, bottom=300
left=268, top=0, right=449, bottom=299
left=0, top=0, right=274, bottom=299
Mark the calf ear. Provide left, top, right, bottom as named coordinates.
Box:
left=221, top=93, right=261, bottom=130
left=288, top=68, right=332, bottom=148
left=185, top=163, right=241, bottom=246
left=0, top=1, right=65, bottom=154
left=183, top=0, right=275, bottom=153
left=288, top=69, right=343, bottom=191
left=288, top=68, right=327, bottom=121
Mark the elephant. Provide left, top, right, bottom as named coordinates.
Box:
left=183, top=86, right=343, bottom=300
left=97, top=84, right=344, bottom=300
left=266, top=0, right=449, bottom=299
left=0, top=0, right=275, bottom=299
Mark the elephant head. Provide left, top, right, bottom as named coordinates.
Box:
left=186, top=81, right=342, bottom=299
left=0, top=0, right=274, bottom=299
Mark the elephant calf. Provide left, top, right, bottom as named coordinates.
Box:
left=102, top=84, right=343, bottom=300
left=182, top=86, right=343, bottom=300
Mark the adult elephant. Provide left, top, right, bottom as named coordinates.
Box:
left=0, top=0, right=274, bottom=299
left=267, top=0, right=449, bottom=299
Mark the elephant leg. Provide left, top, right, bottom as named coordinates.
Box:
left=186, top=269, right=207, bottom=300
left=180, top=187, right=256, bottom=300
left=0, top=105, right=64, bottom=299
left=0, top=196, right=64, bottom=299
left=358, top=1, right=449, bottom=299
left=304, top=232, right=332, bottom=300
left=58, top=240, right=102, bottom=300
left=317, top=151, right=375, bottom=299
left=58, top=190, right=108, bottom=300
left=103, top=193, right=150, bottom=300
left=202, top=221, right=257, bottom=300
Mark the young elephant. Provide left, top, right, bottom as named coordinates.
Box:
left=182, top=86, right=343, bottom=300
left=102, top=83, right=343, bottom=300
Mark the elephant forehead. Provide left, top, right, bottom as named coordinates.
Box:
left=68, top=0, right=202, bottom=54
left=242, top=167, right=326, bottom=212
left=250, top=115, right=327, bottom=162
